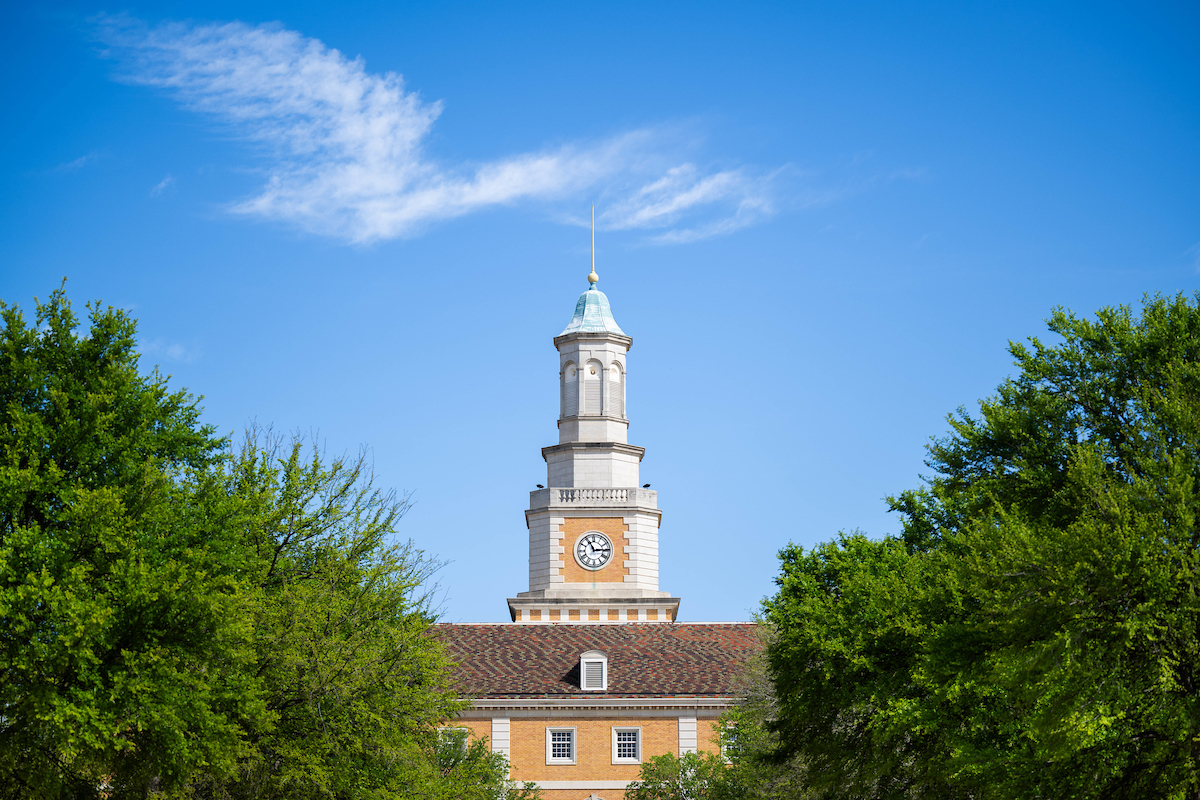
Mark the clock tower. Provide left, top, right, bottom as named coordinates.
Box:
left=507, top=267, right=681, bottom=624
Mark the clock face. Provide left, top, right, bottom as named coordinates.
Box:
left=576, top=532, right=613, bottom=569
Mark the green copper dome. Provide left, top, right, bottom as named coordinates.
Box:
left=559, top=280, right=626, bottom=337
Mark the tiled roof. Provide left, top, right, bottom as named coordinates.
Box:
left=559, top=285, right=627, bottom=337
left=435, top=623, right=761, bottom=698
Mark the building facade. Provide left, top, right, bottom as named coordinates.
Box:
left=438, top=268, right=758, bottom=799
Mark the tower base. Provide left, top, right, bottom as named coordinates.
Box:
left=507, top=595, right=681, bottom=624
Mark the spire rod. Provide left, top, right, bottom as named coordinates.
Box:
left=588, top=206, right=599, bottom=286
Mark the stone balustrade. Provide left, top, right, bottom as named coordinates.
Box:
left=529, top=487, right=657, bottom=509
left=558, top=487, right=629, bottom=502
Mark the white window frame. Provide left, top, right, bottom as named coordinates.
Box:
left=612, top=726, right=642, bottom=764
left=579, top=649, right=608, bottom=691
left=720, top=721, right=735, bottom=764
left=438, top=726, right=470, bottom=757
left=546, top=727, right=577, bottom=765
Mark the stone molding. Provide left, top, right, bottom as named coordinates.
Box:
left=458, top=696, right=734, bottom=719
left=554, top=331, right=634, bottom=349
left=541, top=441, right=646, bottom=460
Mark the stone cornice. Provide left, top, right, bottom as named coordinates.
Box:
left=524, top=506, right=663, bottom=522
left=556, top=415, right=630, bottom=428
left=554, top=330, right=634, bottom=350
left=541, top=441, right=646, bottom=460
left=456, top=695, right=735, bottom=719
left=508, top=596, right=679, bottom=605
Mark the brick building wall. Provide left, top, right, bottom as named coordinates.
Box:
left=437, top=623, right=759, bottom=800
left=559, top=517, right=631, bottom=583
left=448, top=716, right=721, bottom=799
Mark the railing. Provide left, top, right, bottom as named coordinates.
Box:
left=529, top=487, right=656, bottom=508
left=558, top=488, right=629, bottom=503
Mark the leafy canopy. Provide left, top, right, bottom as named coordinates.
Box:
left=764, top=293, right=1200, bottom=800
left=0, top=286, right=531, bottom=799
left=0, top=285, right=257, bottom=797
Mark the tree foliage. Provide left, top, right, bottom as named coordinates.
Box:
left=191, top=430, right=468, bottom=799
left=764, top=293, right=1200, bottom=800
left=0, top=286, right=528, bottom=799
left=626, top=750, right=732, bottom=800
left=627, top=625, right=813, bottom=800
left=0, top=286, right=257, bottom=797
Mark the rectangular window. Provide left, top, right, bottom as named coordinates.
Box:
left=547, top=727, right=576, bottom=764
left=612, top=726, right=642, bottom=764
left=721, top=722, right=736, bottom=763
left=438, top=727, right=469, bottom=758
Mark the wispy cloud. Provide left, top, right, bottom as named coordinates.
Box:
left=150, top=174, right=175, bottom=195
left=140, top=337, right=199, bottom=363
left=1188, top=242, right=1200, bottom=273
left=92, top=15, right=793, bottom=245
left=48, top=151, right=102, bottom=173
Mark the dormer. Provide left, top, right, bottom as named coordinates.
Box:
left=580, top=650, right=608, bottom=691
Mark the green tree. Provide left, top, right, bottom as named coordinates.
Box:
left=0, top=286, right=264, bottom=797
left=763, top=535, right=952, bottom=800
left=194, top=430, right=469, bottom=799
left=626, top=624, right=814, bottom=800
left=0, top=286, right=534, bottom=800
left=764, top=293, right=1200, bottom=800
left=428, top=730, right=541, bottom=800
left=626, top=751, right=731, bottom=800
left=717, top=624, right=819, bottom=800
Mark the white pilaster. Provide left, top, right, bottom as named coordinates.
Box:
left=491, top=717, right=510, bottom=759
left=678, top=717, right=698, bottom=754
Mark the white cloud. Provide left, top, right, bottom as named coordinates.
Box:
left=49, top=152, right=101, bottom=173
left=93, top=15, right=787, bottom=244
left=140, top=337, right=200, bottom=363
left=150, top=174, right=175, bottom=195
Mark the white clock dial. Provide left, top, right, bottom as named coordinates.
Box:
left=575, top=532, right=613, bottom=569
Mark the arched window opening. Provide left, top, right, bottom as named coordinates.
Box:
left=563, top=363, right=578, bottom=417
left=580, top=650, right=608, bottom=691
left=608, top=363, right=624, bottom=418
left=583, top=361, right=602, bottom=415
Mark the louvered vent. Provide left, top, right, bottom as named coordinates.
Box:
left=609, top=368, right=623, bottom=417
left=584, top=365, right=602, bottom=414
left=564, top=367, right=578, bottom=416
left=583, top=660, right=604, bottom=689
left=579, top=650, right=607, bottom=691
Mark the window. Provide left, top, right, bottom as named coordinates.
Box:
left=437, top=727, right=469, bottom=759
left=720, top=722, right=737, bottom=764
left=583, top=361, right=602, bottom=414
left=612, top=727, right=642, bottom=764
left=546, top=727, right=576, bottom=764
left=563, top=363, right=578, bottom=417
left=579, top=649, right=608, bottom=691
left=608, top=363, right=624, bottom=417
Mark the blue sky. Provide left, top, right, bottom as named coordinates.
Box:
left=2, top=1, right=1198, bottom=622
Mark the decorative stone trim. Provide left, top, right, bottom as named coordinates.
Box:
left=679, top=716, right=698, bottom=754
left=457, top=696, right=734, bottom=720
left=534, top=781, right=633, bottom=790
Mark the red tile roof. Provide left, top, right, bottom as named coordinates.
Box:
left=435, top=623, right=761, bottom=698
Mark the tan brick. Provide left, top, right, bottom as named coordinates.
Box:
left=559, top=518, right=630, bottom=583
left=499, top=714, right=724, bottom=799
